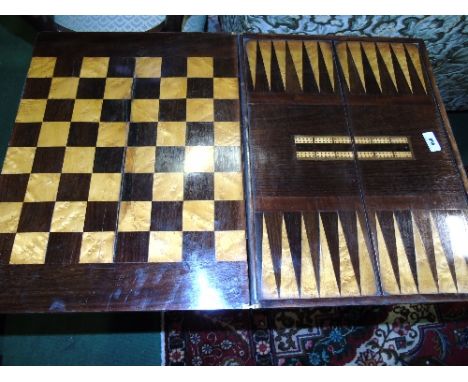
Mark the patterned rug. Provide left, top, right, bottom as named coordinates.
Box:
left=164, top=302, right=468, bottom=365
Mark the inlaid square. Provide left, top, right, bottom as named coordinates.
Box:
left=161, top=56, right=187, bottom=77
left=115, top=232, right=149, bottom=262
left=187, top=78, right=213, bottom=98
left=214, top=122, right=241, bottom=146
left=152, top=173, right=184, bottom=201
left=184, top=172, right=214, bottom=200
left=23, top=78, right=52, bottom=99
left=88, top=173, right=121, bottom=201
left=214, top=100, right=239, bottom=122
left=135, top=57, right=162, bottom=78
left=182, top=231, right=215, bottom=262
left=84, top=202, right=119, bottom=231
left=125, top=147, right=156, bottom=173
left=121, top=173, right=154, bottom=201
left=187, top=57, right=213, bottom=78
left=62, top=147, right=95, bottom=173
left=48, top=77, right=79, bottom=99
left=93, top=147, right=124, bottom=173
left=215, top=231, right=246, bottom=261
left=130, top=100, right=159, bottom=122
left=0, top=202, right=23, bottom=233
left=50, top=201, right=87, bottom=232
left=10, top=123, right=41, bottom=147
left=214, top=200, right=245, bottom=231
left=17, top=202, right=55, bottom=232
left=72, top=100, right=103, bottom=122
left=160, top=78, right=187, bottom=99
left=101, top=100, right=131, bottom=122
left=155, top=147, right=185, bottom=172
left=186, top=123, right=214, bottom=146
left=15, top=99, right=47, bottom=123
left=79, top=231, right=115, bottom=263
left=57, top=173, right=91, bottom=201
left=80, top=57, right=110, bottom=78
left=215, top=146, right=241, bottom=172
left=156, top=122, right=186, bottom=146
left=184, top=146, right=214, bottom=172
left=2, top=147, right=36, bottom=174
left=118, top=201, right=152, bottom=232
left=96, top=122, right=128, bottom=147
left=128, top=123, right=157, bottom=146
left=24, top=173, right=60, bottom=202
left=44, top=100, right=75, bottom=122
left=76, top=78, right=106, bottom=99
left=108, top=57, right=135, bottom=78
left=67, top=123, right=99, bottom=147
left=214, top=78, right=239, bottom=99
left=10, top=232, right=49, bottom=264
left=0, top=173, right=31, bottom=202
left=133, top=78, right=160, bottom=99
left=214, top=172, right=243, bottom=200
left=28, top=57, right=56, bottom=78
left=37, top=122, right=70, bottom=147
left=148, top=231, right=182, bottom=262
left=158, top=100, right=186, bottom=121
left=104, top=78, right=133, bottom=99
left=151, top=201, right=183, bottom=231
left=45, top=232, right=82, bottom=264
left=183, top=200, right=214, bottom=231
left=186, top=99, right=214, bottom=122
left=31, top=147, right=65, bottom=173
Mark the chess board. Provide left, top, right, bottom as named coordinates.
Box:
left=0, top=33, right=466, bottom=313
left=0, top=33, right=248, bottom=312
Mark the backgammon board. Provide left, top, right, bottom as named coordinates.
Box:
left=0, top=33, right=466, bottom=312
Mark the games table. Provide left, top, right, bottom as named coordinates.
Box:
left=0, top=33, right=466, bottom=312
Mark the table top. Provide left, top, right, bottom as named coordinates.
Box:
left=0, top=32, right=466, bottom=313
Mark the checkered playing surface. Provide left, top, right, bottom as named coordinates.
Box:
left=0, top=55, right=246, bottom=265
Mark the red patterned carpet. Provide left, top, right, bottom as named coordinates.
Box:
left=164, top=303, right=468, bottom=365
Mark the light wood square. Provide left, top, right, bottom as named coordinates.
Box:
left=184, top=146, right=214, bottom=173
left=49, top=77, right=79, bottom=99
left=152, top=173, right=183, bottom=201
left=50, top=201, right=87, bottom=232
left=183, top=200, right=214, bottom=231
left=104, top=78, right=133, bottom=99
left=186, top=99, right=214, bottom=122
left=15, top=99, right=47, bottom=123
left=37, top=122, right=70, bottom=147
left=80, top=57, right=109, bottom=78
left=215, top=231, right=247, bottom=261
left=214, top=122, right=241, bottom=146
left=0, top=202, right=23, bottom=233
left=62, top=147, right=95, bottom=173
left=156, top=122, right=186, bottom=146
left=27, top=57, right=56, bottom=78
left=125, top=147, right=156, bottom=173
left=96, top=122, right=128, bottom=147
left=80, top=232, right=115, bottom=263
left=135, top=57, right=162, bottom=78
left=118, top=201, right=152, bottom=232
left=2, top=147, right=35, bottom=174
left=10, top=232, right=49, bottom=264
left=131, top=100, right=159, bottom=122
left=187, top=57, right=213, bottom=78
left=72, top=100, right=103, bottom=122
left=24, top=173, right=60, bottom=202
left=159, top=78, right=187, bottom=99
left=214, top=172, right=243, bottom=200
left=88, top=173, right=121, bottom=201
left=214, top=78, right=239, bottom=99
left=149, top=231, right=183, bottom=262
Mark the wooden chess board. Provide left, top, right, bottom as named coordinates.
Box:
left=0, top=33, right=466, bottom=312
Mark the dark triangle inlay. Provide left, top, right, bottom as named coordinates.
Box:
left=347, top=45, right=366, bottom=95
left=361, top=44, right=381, bottom=95
left=377, top=211, right=401, bottom=290
left=285, top=43, right=302, bottom=93
left=405, top=46, right=426, bottom=95
left=413, top=210, right=438, bottom=289
left=339, top=211, right=361, bottom=292
left=284, top=212, right=302, bottom=294
left=303, top=212, right=320, bottom=294
left=302, top=43, right=319, bottom=94
left=395, top=210, right=418, bottom=290
left=271, top=42, right=285, bottom=93
left=264, top=212, right=283, bottom=295
left=255, top=42, right=269, bottom=92
left=320, top=212, right=341, bottom=292
left=317, top=43, right=333, bottom=95
left=433, top=210, right=458, bottom=289
left=376, top=47, right=397, bottom=96
left=390, top=46, right=412, bottom=95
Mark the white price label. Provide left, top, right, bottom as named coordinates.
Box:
left=422, top=132, right=441, bottom=152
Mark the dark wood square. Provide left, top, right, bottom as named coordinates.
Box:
left=158, top=100, right=186, bottom=121
left=84, top=202, right=119, bottom=232
left=215, top=146, right=241, bottom=172
left=93, top=147, right=124, bottom=173
left=187, top=78, right=213, bottom=98
left=215, top=201, right=245, bottom=231
left=22, top=78, right=51, bottom=99
left=108, top=57, right=135, bottom=77
left=44, top=99, right=75, bottom=122
left=57, top=174, right=91, bottom=201
left=155, top=146, right=185, bottom=172
left=0, top=175, right=29, bottom=202
left=186, top=122, right=214, bottom=146
left=32, top=147, right=65, bottom=173
left=214, top=58, right=237, bottom=77
left=214, top=100, right=239, bottom=122
left=121, top=174, right=153, bottom=201
left=128, top=123, right=157, bottom=146
left=161, top=56, right=187, bottom=77
left=67, top=122, right=99, bottom=147
left=182, top=231, right=215, bottom=263
left=53, top=57, right=82, bottom=77
left=184, top=172, right=214, bottom=200
left=76, top=78, right=106, bottom=99
left=115, top=232, right=149, bottom=263
left=100, top=100, right=131, bottom=122
left=10, top=123, right=41, bottom=147
left=0, top=234, right=15, bottom=264
left=151, top=201, right=183, bottom=231
left=45, top=232, right=82, bottom=265
left=17, top=202, right=54, bottom=232
left=133, top=78, right=160, bottom=99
